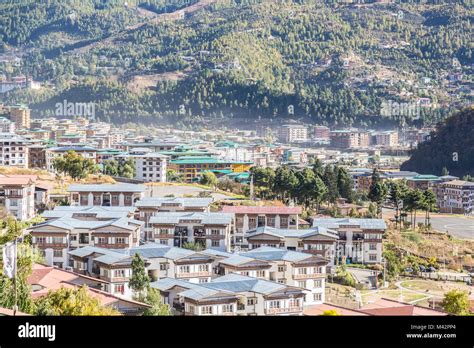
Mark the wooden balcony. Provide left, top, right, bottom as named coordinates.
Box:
left=265, top=306, right=303, bottom=315
left=293, top=273, right=325, bottom=280
left=177, top=271, right=212, bottom=278
left=154, top=234, right=174, bottom=239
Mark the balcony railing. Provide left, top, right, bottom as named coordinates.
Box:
left=265, top=306, right=303, bottom=315
left=177, top=271, right=211, bottom=278
left=293, top=273, right=325, bottom=280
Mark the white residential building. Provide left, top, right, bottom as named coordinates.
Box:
left=0, top=133, right=29, bottom=168
left=116, top=150, right=168, bottom=182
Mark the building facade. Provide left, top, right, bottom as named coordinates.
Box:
left=68, top=184, right=146, bottom=207
left=436, top=180, right=474, bottom=214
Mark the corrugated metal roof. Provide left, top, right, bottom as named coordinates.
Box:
left=149, top=212, right=233, bottom=225
left=135, top=197, right=213, bottom=208
left=313, top=218, right=387, bottom=230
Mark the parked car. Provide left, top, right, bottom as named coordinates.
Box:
left=419, top=265, right=426, bottom=272
left=405, top=267, right=414, bottom=273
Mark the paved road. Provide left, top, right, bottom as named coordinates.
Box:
left=382, top=208, right=474, bottom=240
left=146, top=184, right=231, bottom=201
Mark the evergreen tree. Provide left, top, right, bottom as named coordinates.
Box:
left=368, top=169, right=388, bottom=218
left=129, top=254, right=150, bottom=298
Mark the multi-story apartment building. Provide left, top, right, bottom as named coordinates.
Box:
left=221, top=206, right=302, bottom=249
left=244, top=226, right=338, bottom=266
left=0, top=176, right=35, bottom=220
left=148, top=212, right=233, bottom=251
left=152, top=274, right=307, bottom=316
left=28, top=144, right=47, bottom=169
left=406, top=174, right=441, bottom=190
left=9, top=104, right=30, bottom=129
left=116, top=150, right=168, bottom=182
left=330, top=130, right=370, bottom=149
left=136, top=197, right=212, bottom=233
left=169, top=156, right=252, bottom=183
left=70, top=243, right=216, bottom=298
left=372, top=131, right=399, bottom=147
left=313, top=125, right=330, bottom=140
left=68, top=184, right=146, bottom=207
left=215, top=247, right=328, bottom=305
left=46, top=146, right=97, bottom=171
left=436, top=180, right=474, bottom=214
left=312, top=218, right=386, bottom=264
left=0, top=116, right=15, bottom=133
left=0, top=133, right=29, bottom=168
left=29, top=216, right=143, bottom=268
left=277, top=124, right=308, bottom=143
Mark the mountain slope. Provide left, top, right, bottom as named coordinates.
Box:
left=401, top=106, right=474, bottom=177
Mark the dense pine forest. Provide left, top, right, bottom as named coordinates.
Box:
left=401, top=107, right=474, bottom=177
left=0, top=0, right=472, bottom=128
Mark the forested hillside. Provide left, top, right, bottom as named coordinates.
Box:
left=401, top=107, right=474, bottom=177
left=0, top=0, right=472, bottom=128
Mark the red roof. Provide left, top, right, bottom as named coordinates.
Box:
left=359, top=298, right=447, bottom=316
left=222, top=206, right=302, bottom=214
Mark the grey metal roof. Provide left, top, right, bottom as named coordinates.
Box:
left=30, top=216, right=143, bottom=231
left=219, top=254, right=258, bottom=266
left=69, top=246, right=132, bottom=265
left=242, top=247, right=313, bottom=263
left=245, top=226, right=338, bottom=239
left=152, top=274, right=304, bottom=301
left=201, top=249, right=233, bottom=258
left=42, top=206, right=133, bottom=219
left=149, top=212, right=233, bottom=225
left=312, top=218, right=387, bottom=230
left=114, top=243, right=198, bottom=261
left=135, top=197, right=213, bottom=208
left=67, top=183, right=146, bottom=193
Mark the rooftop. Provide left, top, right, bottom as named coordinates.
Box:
left=67, top=183, right=146, bottom=193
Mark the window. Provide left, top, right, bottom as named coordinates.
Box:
left=159, top=228, right=169, bottom=235
left=268, top=300, right=281, bottom=309
left=314, top=266, right=323, bottom=274
left=256, top=270, right=265, bottom=278
left=53, top=249, right=62, bottom=257
left=298, top=241, right=304, bottom=248
left=160, top=239, right=168, bottom=245
left=160, top=263, right=168, bottom=271
left=315, top=280, right=322, bottom=288
left=278, top=265, right=286, bottom=272
left=298, top=267, right=307, bottom=275
left=187, top=305, right=195, bottom=315
left=222, top=304, right=233, bottom=313
left=277, top=279, right=285, bottom=284
left=211, top=240, right=220, bottom=247
left=247, top=298, right=257, bottom=306
left=297, top=280, right=306, bottom=288
left=97, top=237, right=106, bottom=244
left=201, top=306, right=213, bottom=315
left=198, top=278, right=208, bottom=283
left=198, top=264, right=209, bottom=272
left=210, top=229, right=220, bottom=235
left=52, top=237, right=64, bottom=244
left=114, top=269, right=126, bottom=278
left=313, top=293, right=322, bottom=301
left=241, top=271, right=249, bottom=276
left=179, top=266, right=190, bottom=274
left=237, top=303, right=245, bottom=310
left=369, top=254, right=377, bottom=261
left=116, top=237, right=126, bottom=244
left=114, top=284, right=125, bottom=295
left=369, top=243, right=377, bottom=251
left=35, top=236, right=46, bottom=244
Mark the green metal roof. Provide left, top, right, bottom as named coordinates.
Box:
left=171, top=156, right=252, bottom=165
